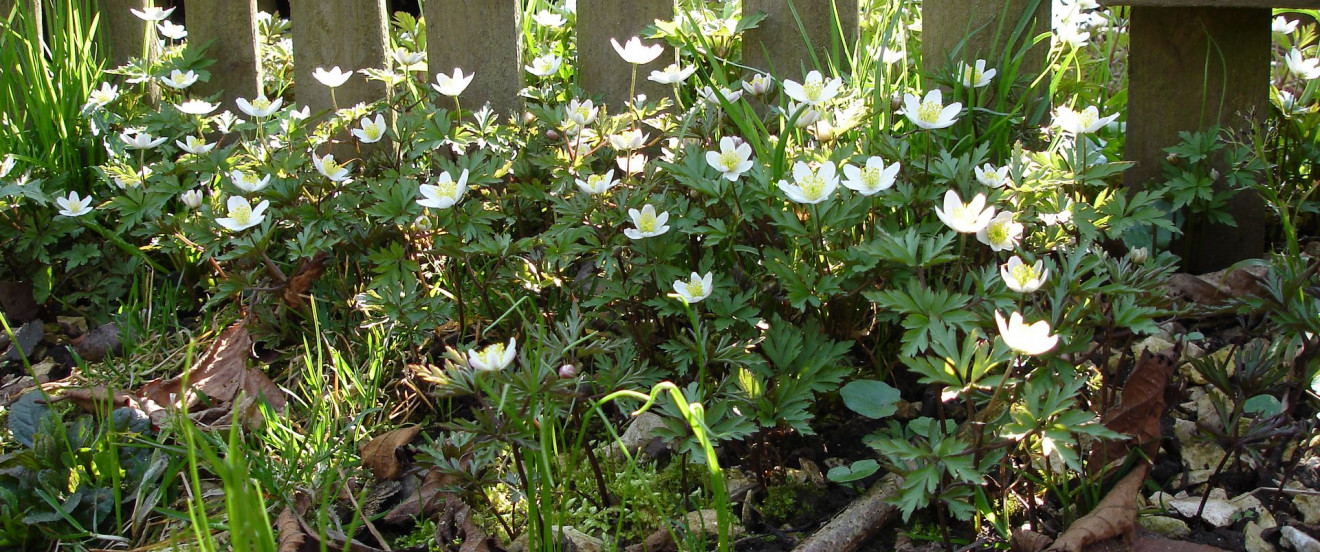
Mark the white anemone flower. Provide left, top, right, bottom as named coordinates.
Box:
left=391, top=49, right=426, bottom=71
left=1053, top=105, right=1118, bottom=135
left=1000, top=256, right=1049, bottom=293
left=120, top=129, right=167, bottom=150
left=742, top=74, right=774, bottom=96
left=56, top=191, right=94, bottom=217
left=1285, top=48, right=1320, bottom=80
left=958, top=59, right=996, bottom=88
left=156, top=20, right=187, bottom=40
left=85, top=82, right=119, bottom=110
left=230, top=169, right=271, bottom=193
left=176, top=99, right=219, bottom=116
left=648, top=63, right=697, bottom=85
left=469, top=338, right=517, bottom=371
left=901, top=89, right=962, bottom=130
left=417, top=169, right=470, bottom=209
left=609, top=128, right=648, bottom=151
left=432, top=68, right=474, bottom=97
left=161, top=69, right=198, bottom=89
left=976, top=211, right=1023, bottom=251
left=974, top=163, right=1012, bottom=188
left=180, top=189, right=204, bottom=209
left=777, top=161, right=839, bottom=205
left=0, top=155, right=14, bottom=179
left=575, top=170, right=619, bottom=195
left=532, top=10, right=566, bottom=28
left=525, top=54, right=563, bottom=77
left=995, top=311, right=1059, bottom=356
left=705, top=137, right=754, bottom=182
left=624, top=204, right=670, bottom=240
left=783, top=70, right=843, bottom=106
left=698, top=85, right=744, bottom=105
left=215, top=196, right=269, bottom=232
left=934, top=189, right=995, bottom=233
left=236, top=94, right=283, bottom=118
left=842, top=156, right=900, bottom=196
left=312, top=153, right=352, bottom=182
left=1274, top=16, right=1299, bottom=35
left=610, top=36, right=663, bottom=65
left=312, top=66, right=352, bottom=88
left=672, top=272, right=714, bottom=304
left=567, top=98, right=598, bottom=127
left=616, top=153, right=647, bottom=175
left=175, top=136, right=215, bottom=155
left=351, top=114, right=388, bottom=143
left=130, top=5, right=175, bottom=21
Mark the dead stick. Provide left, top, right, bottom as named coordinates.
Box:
left=792, top=473, right=903, bottom=552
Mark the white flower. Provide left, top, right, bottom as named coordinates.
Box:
left=288, top=106, right=310, bottom=121
left=525, top=54, right=563, bottom=77
left=432, top=68, right=474, bottom=97
left=672, top=271, right=714, bottom=304
left=777, top=161, right=839, bottom=204
left=56, top=191, right=93, bottom=217
left=976, top=211, right=1023, bottom=251
left=1055, top=23, right=1090, bottom=48
left=176, top=99, right=219, bottom=116
left=0, top=155, right=14, bottom=179
left=575, top=170, right=618, bottom=195
left=1274, top=16, right=1298, bottom=35
left=934, top=189, right=995, bottom=233
left=468, top=338, right=517, bottom=371
left=783, top=70, right=843, bottom=106
left=959, top=59, right=996, bottom=88
left=175, top=136, right=215, bottom=155
left=351, top=113, right=388, bottom=143
left=1129, top=247, right=1149, bottom=265
left=875, top=46, right=904, bottom=65
left=609, top=128, right=648, bottom=151
left=391, top=49, right=426, bottom=71
left=230, top=169, right=271, bottom=193
left=648, top=63, right=696, bottom=85
left=312, top=153, right=352, bottom=182
left=1001, top=256, right=1048, bottom=293
left=995, top=311, right=1059, bottom=356
left=85, top=82, right=119, bottom=110
left=160, top=69, right=199, bottom=89
left=181, top=189, right=204, bottom=209
left=789, top=102, right=823, bottom=128
left=705, top=137, right=754, bottom=182
left=611, top=36, right=663, bottom=65
left=1053, top=105, right=1118, bottom=135
left=975, top=163, right=1012, bottom=188
left=236, top=94, right=283, bottom=118
left=417, top=169, right=469, bottom=209
left=1285, top=48, right=1320, bottom=80
left=130, top=5, right=175, bottom=21
left=120, top=129, right=167, bottom=149
left=215, top=195, right=269, bottom=232
left=112, top=166, right=152, bottom=189
left=156, top=20, right=187, bottom=40
left=742, top=74, right=774, bottom=96
left=312, top=66, right=352, bottom=88
left=213, top=111, right=243, bottom=134
left=901, top=89, right=962, bottom=130
left=567, top=98, right=597, bottom=127
left=624, top=204, right=670, bottom=239
left=532, top=10, right=566, bottom=28
left=842, top=156, right=899, bottom=196
left=698, top=86, right=743, bottom=105
left=616, top=153, right=647, bottom=175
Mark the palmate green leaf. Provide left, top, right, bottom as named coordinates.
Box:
left=865, top=280, right=976, bottom=356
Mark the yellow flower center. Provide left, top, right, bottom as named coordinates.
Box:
left=172, top=74, right=188, bottom=85
left=918, top=100, right=942, bottom=123
left=718, top=150, right=742, bottom=171
left=321, top=156, right=342, bottom=174
left=802, top=80, right=824, bottom=102
left=365, top=125, right=383, bottom=141
left=92, top=91, right=112, bottom=104
left=963, top=67, right=983, bottom=84
left=1079, top=111, right=1096, bottom=130
left=435, top=179, right=458, bottom=198
left=1010, top=264, right=1038, bottom=286
left=573, top=106, right=592, bottom=121
left=860, top=167, right=882, bottom=190
left=987, top=219, right=1012, bottom=245
left=587, top=175, right=608, bottom=189
left=187, top=137, right=205, bottom=148
left=637, top=211, right=657, bottom=233
left=536, top=59, right=556, bottom=73
left=685, top=280, right=706, bottom=298
left=477, top=344, right=507, bottom=366
left=229, top=203, right=252, bottom=225
left=799, top=173, right=826, bottom=201
left=252, top=98, right=271, bottom=111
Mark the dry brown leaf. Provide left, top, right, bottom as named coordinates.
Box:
left=383, top=468, right=454, bottom=525
left=1010, top=529, right=1054, bottom=552
left=283, top=252, right=329, bottom=309
left=1166, top=266, right=1268, bottom=307
left=1047, top=464, right=1149, bottom=552
left=1093, top=345, right=1180, bottom=468
left=361, top=426, right=421, bottom=480
left=58, top=322, right=286, bottom=429
left=276, top=507, right=312, bottom=552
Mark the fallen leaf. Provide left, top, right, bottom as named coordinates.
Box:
left=276, top=507, right=311, bottom=552
left=1166, top=265, right=1268, bottom=307
left=1092, top=345, right=1180, bottom=469
left=360, top=426, right=421, bottom=480
left=1047, top=463, right=1149, bottom=552
left=1, top=319, right=42, bottom=363
left=1010, top=529, right=1054, bottom=552
left=383, top=468, right=453, bottom=524
left=283, top=252, right=329, bottom=309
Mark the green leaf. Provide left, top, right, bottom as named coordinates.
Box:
left=1244, top=394, right=1282, bottom=417
left=840, top=380, right=900, bottom=419
left=827, top=459, right=880, bottom=483
left=8, top=391, right=49, bottom=448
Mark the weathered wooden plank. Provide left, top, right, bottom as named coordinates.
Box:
left=922, top=0, right=1050, bottom=84
left=290, top=0, right=389, bottom=115
left=423, top=0, right=521, bottom=115
left=98, top=0, right=153, bottom=69
left=742, top=0, right=859, bottom=77
left=1099, top=0, right=1318, bottom=7
left=187, top=0, right=262, bottom=111
left=578, top=0, right=672, bottom=108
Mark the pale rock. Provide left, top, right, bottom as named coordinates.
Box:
left=1135, top=336, right=1175, bottom=358
left=1181, top=440, right=1228, bottom=473
left=1139, top=515, right=1191, bottom=538
left=1170, top=495, right=1242, bottom=527
left=619, top=412, right=667, bottom=455
left=508, top=526, right=603, bottom=552
left=1149, top=491, right=1176, bottom=510
left=1283, top=526, right=1320, bottom=552
left=1195, top=389, right=1229, bottom=429
left=683, top=509, right=744, bottom=539
left=1246, top=521, right=1276, bottom=552
left=1174, top=419, right=1199, bottom=444
left=1293, top=492, right=1320, bottom=525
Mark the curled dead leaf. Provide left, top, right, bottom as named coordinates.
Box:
left=1093, top=345, right=1180, bottom=469
left=361, top=425, right=421, bottom=480
left=283, top=252, right=329, bottom=309
left=1047, top=464, right=1150, bottom=552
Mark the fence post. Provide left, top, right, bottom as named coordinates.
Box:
left=186, top=0, right=261, bottom=112
left=0, top=0, right=41, bottom=38
left=422, top=0, right=521, bottom=116
left=289, top=0, right=389, bottom=117
left=742, top=0, right=859, bottom=78
left=577, top=0, right=672, bottom=108
left=921, top=0, right=1050, bottom=84
left=98, top=0, right=152, bottom=70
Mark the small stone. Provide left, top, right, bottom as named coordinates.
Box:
left=1293, top=492, right=1320, bottom=525
left=1139, top=516, right=1191, bottom=539
left=619, top=412, right=667, bottom=456
left=1181, top=440, right=1228, bottom=473
left=1135, top=336, right=1175, bottom=358
left=1170, top=496, right=1242, bottom=528
left=1283, top=526, right=1320, bottom=552
left=508, top=526, right=602, bottom=552
left=1174, top=419, right=1199, bottom=444
left=57, top=316, right=87, bottom=336
left=682, top=509, right=744, bottom=539
left=1245, top=521, right=1276, bottom=552
left=1150, top=491, right=1176, bottom=510
left=1195, top=390, right=1228, bottom=429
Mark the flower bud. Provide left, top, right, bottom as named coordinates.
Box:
left=546, top=129, right=561, bottom=141
left=558, top=364, right=578, bottom=378
left=1129, top=246, right=1149, bottom=265
left=181, top=189, right=203, bottom=209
